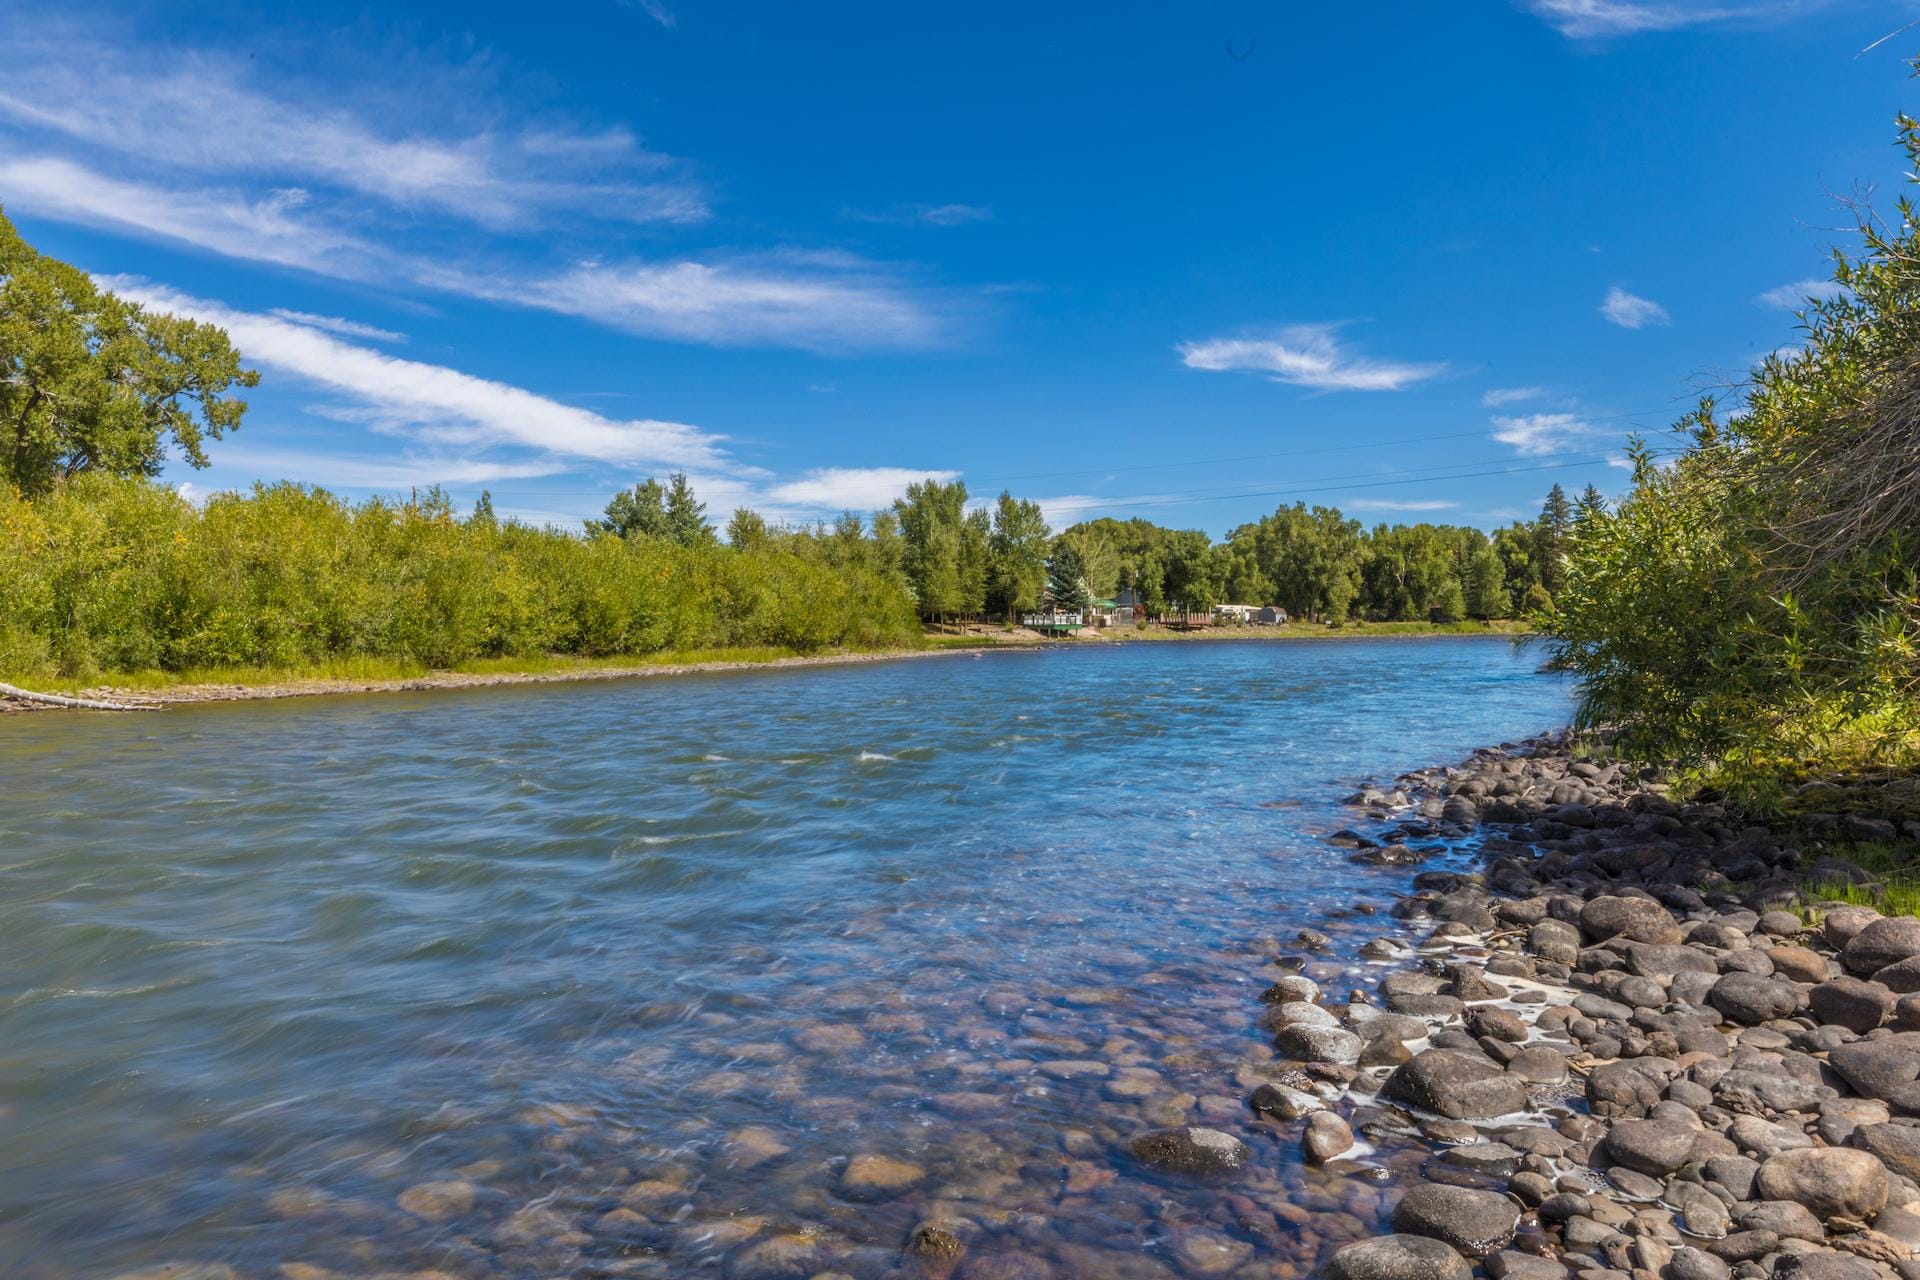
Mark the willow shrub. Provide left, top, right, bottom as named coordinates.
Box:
left=0, top=477, right=922, bottom=682
left=1546, top=101, right=1920, bottom=773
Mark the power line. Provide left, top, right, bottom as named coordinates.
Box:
left=1030, top=452, right=1672, bottom=518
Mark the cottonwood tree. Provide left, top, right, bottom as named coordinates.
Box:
left=726, top=507, right=771, bottom=550
left=986, top=491, right=1050, bottom=621
left=1, top=209, right=258, bottom=495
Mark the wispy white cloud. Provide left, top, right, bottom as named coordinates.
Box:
left=1520, top=0, right=1835, bottom=38
left=1491, top=412, right=1602, bottom=456
left=0, top=35, right=703, bottom=230
left=847, top=202, right=995, bottom=227
left=1178, top=325, right=1446, bottom=392
left=208, top=448, right=564, bottom=490
left=1755, top=278, right=1844, bottom=309
left=269, top=309, right=407, bottom=344
left=1600, top=286, right=1670, bottom=329
left=12, top=148, right=950, bottom=352
left=446, top=255, right=950, bottom=351
left=623, top=0, right=678, bottom=29
left=1481, top=385, right=1546, bottom=407
left=0, top=21, right=959, bottom=355
left=105, top=278, right=733, bottom=471
left=763, top=467, right=962, bottom=512
left=0, top=156, right=376, bottom=276
left=1343, top=498, right=1459, bottom=512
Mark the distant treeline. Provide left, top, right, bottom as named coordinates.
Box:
left=857, top=479, right=1596, bottom=625
left=1, top=205, right=1566, bottom=683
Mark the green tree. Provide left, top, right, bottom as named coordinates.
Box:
left=1047, top=537, right=1093, bottom=612
left=1534, top=483, right=1572, bottom=595
left=1164, top=531, right=1221, bottom=613
left=1052, top=525, right=1120, bottom=601
left=726, top=507, right=770, bottom=550
left=1463, top=545, right=1507, bottom=619
left=1, top=209, right=258, bottom=496
left=959, top=507, right=991, bottom=618
left=592, top=477, right=668, bottom=539
left=986, top=492, right=1050, bottom=621
left=894, top=478, right=969, bottom=621
left=470, top=490, right=497, bottom=527
left=664, top=472, right=715, bottom=546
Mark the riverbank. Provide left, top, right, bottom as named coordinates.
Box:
left=0, top=621, right=1530, bottom=712
left=1245, top=731, right=1920, bottom=1280
left=0, top=638, right=1040, bottom=713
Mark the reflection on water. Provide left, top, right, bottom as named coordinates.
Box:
left=0, top=639, right=1569, bottom=1279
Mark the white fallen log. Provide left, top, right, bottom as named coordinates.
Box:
left=0, top=682, right=151, bottom=711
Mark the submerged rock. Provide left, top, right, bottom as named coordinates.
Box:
left=1126, top=1126, right=1250, bottom=1175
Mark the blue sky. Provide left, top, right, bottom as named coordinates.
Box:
left=1, top=0, right=1913, bottom=534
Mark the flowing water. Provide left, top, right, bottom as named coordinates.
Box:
left=0, top=638, right=1572, bottom=1280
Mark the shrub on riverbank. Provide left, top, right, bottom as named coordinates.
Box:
left=1547, top=73, right=1920, bottom=780
left=0, top=476, right=921, bottom=681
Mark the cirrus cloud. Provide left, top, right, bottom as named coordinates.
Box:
left=1600, top=286, right=1670, bottom=329
left=1178, top=324, right=1447, bottom=392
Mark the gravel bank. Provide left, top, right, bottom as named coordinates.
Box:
left=1266, top=731, right=1920, bottom=1280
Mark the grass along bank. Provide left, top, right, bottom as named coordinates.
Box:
left=1, top=637, right=1038, bottom=711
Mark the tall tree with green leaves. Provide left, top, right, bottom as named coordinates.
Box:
left=1463, top=545, right=1507, bottom=619
left=1052, top=525, right=1120, bottom=601
left=592, top=477, right=669, bottom=538
left=894, top=478, right=970, bottom=621
left=1047, top=536, right=1093, bottom=613
left=986, top=492, right=1050, bottom=621
left=1, top=209, right=258, bottom=496
left=726, top=507, right=770, bottom=550
left=664, top=472, right=715, bottom=546
left=1164, top=531, right=1221, bottom=613
left=1534, top=484, right=1573, bottom=596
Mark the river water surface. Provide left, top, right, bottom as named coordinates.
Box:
left=0, top=638, right=1571, bottom=1280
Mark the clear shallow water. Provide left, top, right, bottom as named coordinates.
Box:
left=0, top=638, right=1571, bottom=1280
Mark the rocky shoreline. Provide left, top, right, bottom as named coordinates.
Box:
left=1146, top=729, right=1920, bottom=1280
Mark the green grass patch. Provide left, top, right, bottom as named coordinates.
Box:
left=1791, top=838, right=1920, bottom=921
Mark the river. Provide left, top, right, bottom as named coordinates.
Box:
left=0, top=638, right=1572, bottom=1279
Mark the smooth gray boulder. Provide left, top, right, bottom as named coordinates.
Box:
left=1853, top=1122, right=1920, bottom=1181
left=1381, top=1050, right=1528, bottom=1120
left=1707, top=971, right=1801, bottom=1025
left=1829, top=1035, right=1920, bottom=1100
left=1302, top=1110, right=1353, bottom=1164
left=1843, top=916, right=1920, bottom=977
left=1605, top=1117, right=1696, bottom=1175
left=1579, top=895, right=1682, bottom=944
left=1316, top=1234, right=1472, bottom=1280
left=1389, top=1182, right=1519, bottom=1256
left=1272, top=1023, right=1363, bottom=1065
left=1809, top=976, right=1894, bottom=1032
left=1753, top=1147, right=1888, bottom=1220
